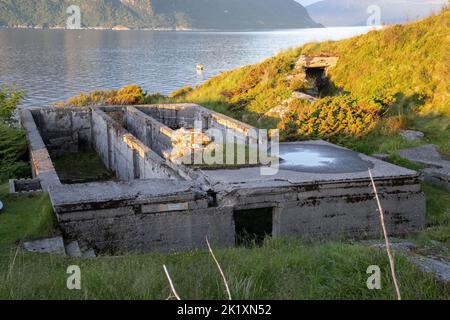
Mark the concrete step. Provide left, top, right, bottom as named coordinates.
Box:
left=22, top=236, right=65, bottom=255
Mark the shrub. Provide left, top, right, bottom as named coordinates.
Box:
left=170, top=85, right=193, bottom=98
left=107, top=84, right=145, bottom=105
left=0, top=123, right=30, bottom=181
left=0, top=86, right=29, bottom=181
left=0, top=86, right=25, bottom=120
left=278, top=95, right=386, bottom=141
left=56, top=85, right=146, bottom=107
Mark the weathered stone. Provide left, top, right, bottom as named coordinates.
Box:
left=9, top=178, right=42, bottom=194
left=82, top=249, right=97, bottom=258
left=264, top=105, right=291, bottom=118
left=399, top=130, right=425, bottom=141
left=408, top=255, right=450, bottom=282
left=369, top=241, right=418, bottom=251
left=291, top=91, right=318, bottom=103
left=296, top=55, right=339, bottom=69
left=65, top=241, right=82, bottom=257
left=398, top=144, right=450, bottom=191
left=22, top=236, right=65, bottom=254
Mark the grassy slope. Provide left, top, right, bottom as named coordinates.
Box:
left=177, top=9, right=449, bottom=155
left=301, top=10, right=449, bottom=114
left=182, top=9, right=449, bottom=114
left=0, top=183, right=449, bottom=300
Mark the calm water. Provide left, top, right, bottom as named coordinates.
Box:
left=0, top=27, right=374, bottom=107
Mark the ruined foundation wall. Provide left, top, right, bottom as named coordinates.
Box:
left=91, top=109, right=178, bottom=180
left=275, top=188, right=425, bottom=239
left=53, top=179, right=234, bottom=253
left=59, top=207, right=235, bottom=253
left=125, top=107, right=174, bottom=158
left=20, top=109, right=62, bottom=190
left=31, top=108, right=92, bottom=157
left=135, top=104, right=257, bottom=144
left=135, top=104, right=208, bottom=130
left=221, top=177, right=426, bottom=240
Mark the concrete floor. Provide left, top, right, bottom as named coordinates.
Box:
left=278, top=142, right=374, bottom=174
left=202, top=141, right=416, bottom=186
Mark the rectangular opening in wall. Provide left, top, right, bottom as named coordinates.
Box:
left=234, top=208, right=273, bottom=247
left=304, top=67, right=328, bottom=96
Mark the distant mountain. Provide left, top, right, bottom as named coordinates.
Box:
left=306, top=0, right=447, bottom=26
left=0, top=0, right=321, bottom=30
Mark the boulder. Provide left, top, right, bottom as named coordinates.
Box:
left=22, top=236, right=65, bottom=255
left=264, top=105, right=291, bottom=119
left=399, top=130, right=425, bottom=141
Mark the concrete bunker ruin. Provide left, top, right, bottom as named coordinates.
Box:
left=295, top=55, right=339, bottom=96
left=19, top=104, right=426, bottom=254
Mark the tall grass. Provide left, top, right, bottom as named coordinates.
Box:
left=0, top=183, right=449, bottom=300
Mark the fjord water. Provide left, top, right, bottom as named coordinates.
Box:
left=0, top=27, right=374, bottom=107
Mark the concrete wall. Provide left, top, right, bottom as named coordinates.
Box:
left=60, top=206, right=235, bottom=253
left=91, top=109, right=179, bottom=180
left=135, top=103, right=261, bottom=148
left=125, top=107, right=174, bottom=158
left=136, top=104, right=208, bottom=130
left=31, top=107, right=92, bottom=157
left=220, top=177, right=426, bottom=240
left=20, top=109, right=62, bottom=191
left=51, top=179, right=233, bottom=253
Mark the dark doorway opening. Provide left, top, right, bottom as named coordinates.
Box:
left=305, top=67, right=328, bottom=96
left=234, top=208, right=273, bottom=247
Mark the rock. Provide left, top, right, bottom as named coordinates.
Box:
left=398, top=144, right=450, bottom=191
left=372, top=153, right=390, bottom=161
left=22, top=236, right=65, bottom=255
left=370, top=241, right=417, bottom=251
left=399, top=130, right=425, bottom=141
left=358, top=239, right=418, bottom=251
left=408, top=255, right=450, bottom=282
left=82, top=249, right=97, bottom=258
left=295, top=55, right=339, bottom=69
left=398, top=144, right=442, bottom=164
left=65, top=241, right=82, bottom=257
left=422, top=167, right=450, bottom=191
left=291, top=91, right=318, bottom=103
left=264, top=105, right=291, bottom=119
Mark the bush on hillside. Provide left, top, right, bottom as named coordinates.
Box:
left=56, top=85, right=146, bottom=107
left=170, top=85, right=193, bottom=98
left=278, top=95, right=386, bottom=141
left=0, top=124, right=29, bottom=181
left=0, top=86, right=29, bottom=181
left=108, top=85, right=145, bottom=105
left=0, top=86, right=25, bottom=120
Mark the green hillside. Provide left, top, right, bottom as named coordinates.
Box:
left=0, top=0, right=320, bottom=29
left=174, top=9, right=449, bottom=155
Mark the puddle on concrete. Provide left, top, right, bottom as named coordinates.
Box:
left=279, top=143, right=373, bottom=174
left=281, top=150, right=336, bottom=167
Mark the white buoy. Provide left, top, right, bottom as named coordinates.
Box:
left=196, top=64, right=204, bottom=71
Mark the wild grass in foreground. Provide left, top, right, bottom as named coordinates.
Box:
left=0, top=183, right=449, bottom=300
